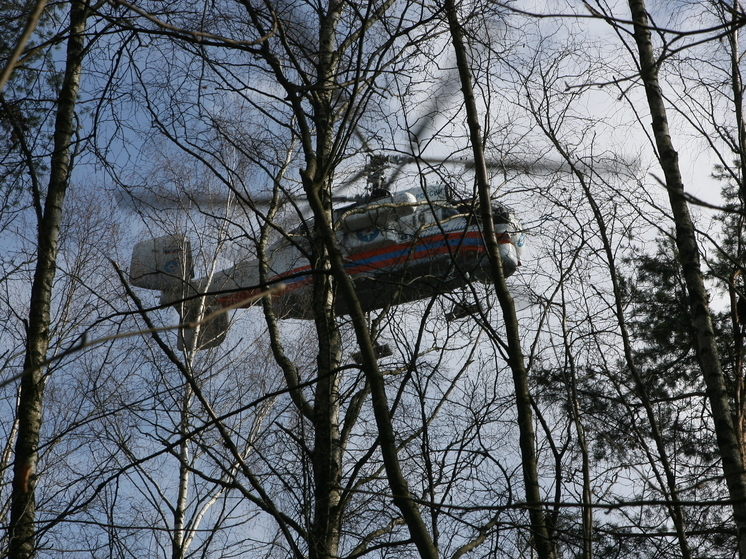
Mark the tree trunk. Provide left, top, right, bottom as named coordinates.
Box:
left=308, top=210, right=344, bottom=559
left=9, top=2, right=88, bottom=558
left=443, top=2, right=556, bottom=558
left=306, top=4, right=348, bottom=557
left=725, top=2, right=746, bottom=454
left=172, top=383, right=192, bottom=559
left=627, top=0, right=746, bottom=556
left=303, top=180, right=440, bottom=559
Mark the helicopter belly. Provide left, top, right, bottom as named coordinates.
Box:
left=341, top=228, right=517, bottom=314
left=264, top=226, right=517, bottom=319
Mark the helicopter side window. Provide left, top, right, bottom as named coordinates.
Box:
left=442, top=207, right=459, bottom=219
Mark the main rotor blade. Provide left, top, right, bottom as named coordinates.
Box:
left=116, top=188, right=285, bottom=211
left=390, top=154, right=637, bottom=176
left=117, top=187, right=358, bottom=214
left=116, top=189, right=214, bottom=210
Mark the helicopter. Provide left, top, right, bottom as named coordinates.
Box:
left=128, top=154, right=525, bottom=350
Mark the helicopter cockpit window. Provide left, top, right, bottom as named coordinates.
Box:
left=492, top=205, right=511, bottom=224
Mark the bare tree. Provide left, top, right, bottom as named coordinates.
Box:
left=620, top=1, right=746, bottom=556
left=8, top=2, right=88, bottom=557
left=442, top=2, right=556, bottom=558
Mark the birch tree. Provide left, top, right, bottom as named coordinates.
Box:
left=8, top=2, right=88, bottom=557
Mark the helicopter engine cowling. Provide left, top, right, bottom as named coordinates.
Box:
left=340, top=191, right=417, bottom=231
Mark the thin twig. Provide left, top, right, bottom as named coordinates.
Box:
left=0, top=266, right=283, bottom=391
